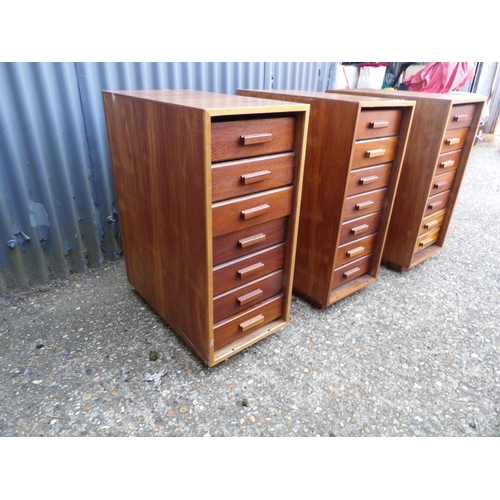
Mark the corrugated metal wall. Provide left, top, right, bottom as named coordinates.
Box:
left=0, top=62, right=337, bottom=295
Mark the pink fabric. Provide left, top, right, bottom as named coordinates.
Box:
left=403, top=62, right=475, bottom=93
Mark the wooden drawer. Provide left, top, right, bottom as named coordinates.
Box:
left=213, top=294, right=284, bottom=350
left=213, top=243, right=285, bottom=296
left=342, top=188, right=387, bottom=221
left=352, top=136, right=398, bottom=168
left=415, top=226, right=441, bottom=253
left=441, top=128, right=468, bottom=153
left=429, top=170, right=456, bottom=196
left=212, top=186, right=293, bottom=238
left=335, top=233, right=377, bottom=268
left=346, top=163, right=392, bottom=196
left=435, top=149, right=462, bottom=174
left=419, top=209, right=446, bottom=236
left=446, top=104, right=476, bottom=130
left=424, top=190, right=451, bottom=218
left=213, top=270, right=284, bottom=323
left=355, top=109, right=402, bottom=140
left=212, top=217, right=287, bottom=266
left=211, top=117, right=295, bottom=162
left=212, top=152, right=295, bottom=202
left=339, top=211, right=381, bottom=246
left=331, top=254, right=372, bottom=290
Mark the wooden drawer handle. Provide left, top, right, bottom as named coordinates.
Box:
left=446, top=137, right=460, bottom=146
left=238, top=233, right=266, bottom=248
left=237, top=288, right=263, bottom=306
left=419, top=237, right=434, bottom=247
left=346, top=246, right=364, bottom=258
left=428, top=200, right=442, bottom=210
left=350, top=223, right=369, bottom=235
left=241, top=170, right=272, bottom=185
left=343, top=267, right=360, bottom=279
left=237, top=262, right=265, bottom=279
left=355, top=200, right=374, bottom=211
left=434, top=181, right=448, bottom=189
left=365, top=149, right=385, bottom=158
left=424, top=219, right=439, bottom=230
left=453, top=114, right=469, bottom=122
left=241, top=204, right=270, bottom=220
left=359, top=175, right=378, bottom=185
left=241, top=133, right=272, bottom=146
left=369, top=121, right=389, bottom=129
left=440, top=160, right=455, bottom=169
left=239, top=314, right=265, bottom=332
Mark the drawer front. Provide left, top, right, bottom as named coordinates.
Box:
left=435, top=149, right=462, bottom=174
left=441, top=128, right=468, bottom=153
left=429, top=170, right=456, bottom=196
left=213, top=270, right=284, bottom=323
left=346, top=163, right=392, bottom=197
left=352, top=136, right=398, bottom=169
left=212, top=186, right=293, bottom=238
left=342, top=188, right=387, bottom=221
left=212, top=152, right=295, bottom=202
left=446, top=104, right=476, bottom=130
left=419, top=209, right=446, bottom=236
left=331, top=255, right=372, bottom=290
left=335, top=233, right=377, bottom=268
left=211, top=117, right=295, bottom=163
left=213, top=294, right=284, bottom=350
left=339, top=211, right=382, bottom=246
left=212, top=217, right=287, bottom=266
left=213, top=243, right=285, bottom=296
left=355, top=109, right=402, bottom=140
left=415, top=226, right=441, bottom=253
left=424, top=190, right=451, bottom=218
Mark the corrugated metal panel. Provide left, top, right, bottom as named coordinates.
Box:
left=0, top=62, right=103, bottom=294
left=0, top=62, right=336, bottom=295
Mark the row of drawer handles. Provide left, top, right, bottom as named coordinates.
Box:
left=220, top=133, right=272, bottom=338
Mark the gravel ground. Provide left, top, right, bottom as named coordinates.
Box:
left=1, top=135, right=499, bottom=440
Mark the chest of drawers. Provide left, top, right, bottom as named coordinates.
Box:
left=103, top=90, right=309, bottom=366
left=329, top=89, right=486, bottom=272
left=237, top=89, right=415, bottom=308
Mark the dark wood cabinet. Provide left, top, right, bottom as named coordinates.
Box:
left=329, top=88, right=486, bottom=272
left=103, top=90, right=309, bottom=366
left=237, top=89, right=415, bottom=308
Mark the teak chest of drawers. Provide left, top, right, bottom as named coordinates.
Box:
left=329, top=88, right=486, bottom=272
left=237, top=89, right=415, bottom=308
left=103, top=90, right=309, bottom=366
